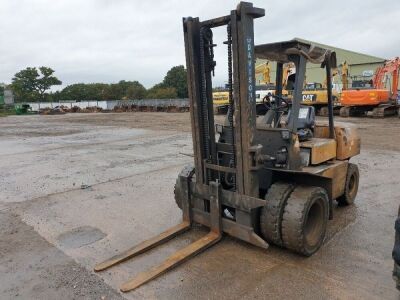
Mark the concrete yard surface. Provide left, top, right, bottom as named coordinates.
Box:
left=0, top=112, right=399, bottom=299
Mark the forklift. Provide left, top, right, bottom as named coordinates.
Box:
left=94, top=2, right=361, bottom=292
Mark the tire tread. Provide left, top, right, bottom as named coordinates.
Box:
left=281, top=186, right=329, bottom=256
left=337, top=163, right=359, bottom=206
left=260, top=182, right=294, bottom=246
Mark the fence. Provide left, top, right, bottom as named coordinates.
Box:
left=117, top=99, right=189, bottom=108
left=26, top=99, right=190, bottom=112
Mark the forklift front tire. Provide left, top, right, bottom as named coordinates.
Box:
left=282, top=186, right=329, bottom=256
left=260, top=182, right=295, bottom=246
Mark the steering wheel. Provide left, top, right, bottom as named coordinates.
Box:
left=263, top=93, right=289, bottom=111
left=262, top=93, right=273, bottom=110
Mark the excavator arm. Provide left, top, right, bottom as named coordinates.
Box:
left=373, top=57, right=400, bottom=100
left=255, top=62, right=271, bottom=84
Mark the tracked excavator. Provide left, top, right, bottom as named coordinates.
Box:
left=213, top=61, right=274, bottom=115
left=298, top=81, right=341, bottom=116
left=340, top=57, right=400, bottom=117
left=94, top=2, right=361, bottom=292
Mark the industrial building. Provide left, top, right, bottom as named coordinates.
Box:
left=255, top=37, right=386, bottom=89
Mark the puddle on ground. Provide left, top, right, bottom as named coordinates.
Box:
left=57, top=226, right=106, bottom=249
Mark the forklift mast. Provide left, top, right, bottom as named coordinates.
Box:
left=183, top=2, right=265, bottom=198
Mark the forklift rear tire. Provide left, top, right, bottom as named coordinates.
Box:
left=260, top=182, right=295, bottom=246
left=337, top=163, right=359, bottom=206
left=281, top=186, right=329, bottom=256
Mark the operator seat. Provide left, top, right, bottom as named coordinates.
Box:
left=286, top=106, right=315, bottom=141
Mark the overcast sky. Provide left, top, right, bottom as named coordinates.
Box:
left=1, top=0, right=399, bottom=89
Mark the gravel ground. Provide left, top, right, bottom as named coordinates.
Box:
left=0, top=112, right=399, bottom=299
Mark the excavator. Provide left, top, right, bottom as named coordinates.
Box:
left=255, top=61, right=271, bottom=84
left=213, top=61, right=274, bottom=115
left=298, top=80, right=341, bottom=116
left=340, top=57, right=400, bottom=117
left=341, top=61, right=349, bottom=90
left=212, top=89, right=230, bottom=114
left=283, top=64, right=341, bottom=116
left=94, top=2, right=361, bottom=292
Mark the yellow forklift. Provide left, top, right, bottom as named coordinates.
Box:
left=95, top=2, right=361, bottom=292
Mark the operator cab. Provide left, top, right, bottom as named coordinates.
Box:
left=252, top=40, right=338, bottom=168
left=254, top=39, right=335, bottom=129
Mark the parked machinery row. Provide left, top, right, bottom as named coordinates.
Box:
left=213, top=56, right=400, bottom=118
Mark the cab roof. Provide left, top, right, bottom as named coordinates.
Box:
left=254, top=39, right=337, bottom=67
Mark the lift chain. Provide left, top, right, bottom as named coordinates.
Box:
left=227, top=22, right=236, bottom=189
left=199, top=27, right=211, bottom=182
left=199, top=27, right=217, bottom=183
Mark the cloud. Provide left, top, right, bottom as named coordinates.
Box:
left=1, top=0, right=399, bottom=89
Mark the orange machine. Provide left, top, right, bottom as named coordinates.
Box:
left=340, top=57, right=400, bottom=117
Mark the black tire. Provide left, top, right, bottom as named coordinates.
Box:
left=282, top=186, right=329, bottom=256
left=337, top=163, right=359, bottom=206
left=260, top=182, right=295, bottom=246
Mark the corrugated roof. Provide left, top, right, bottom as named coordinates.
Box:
left=293, top=37, right=386, bottom=65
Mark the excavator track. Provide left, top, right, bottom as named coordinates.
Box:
left=370, top=104, right=398, bottom=118
left=339, top=106, right=350, bottom=117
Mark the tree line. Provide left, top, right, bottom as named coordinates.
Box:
left=9, top=65, right=188, bottom=102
